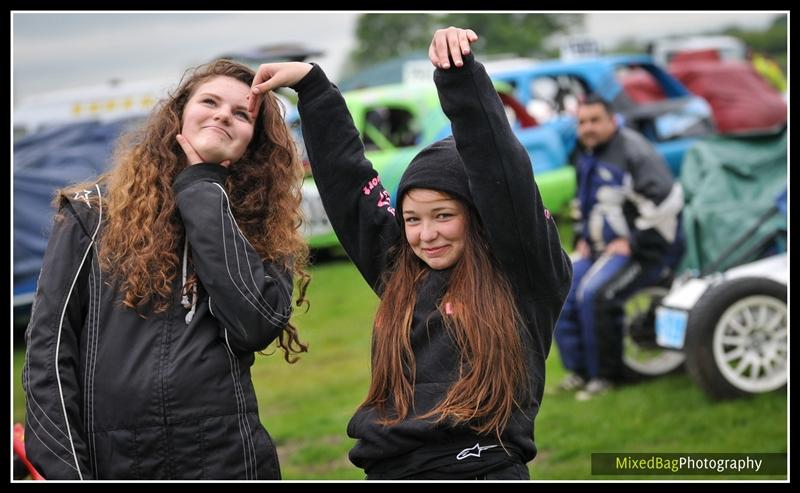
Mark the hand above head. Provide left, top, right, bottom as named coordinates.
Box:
left=248, top=62, right=314, bottom=117
left=428, top=26, right=479, bottom=69
left=176, top=134, right=231, bottom=168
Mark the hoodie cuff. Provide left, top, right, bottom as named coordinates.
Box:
left=293, top=63, right=331, bottom=104
left=434, top=52, right=477, bottom=77
left=173, top=163, right=230, bottom=194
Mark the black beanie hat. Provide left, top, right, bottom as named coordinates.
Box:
left=395, top=137, right=474, bottom=220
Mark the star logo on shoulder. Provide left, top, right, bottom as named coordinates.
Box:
left=456, top=443, right=498, bottom=460
left=74, top=189, right=93, bottom=208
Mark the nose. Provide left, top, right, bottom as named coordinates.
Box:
left=213, top=106, right=233, bottom=124
left=419, top=220, right=438, bottom=242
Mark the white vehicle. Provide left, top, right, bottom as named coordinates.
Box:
left=619, top=250, right=787, bottom=399
left=13, top=77, right=174, bottom=141
left=14, top=77, right=295, bottom=141
left=655, top=254, right=787, bottom=399
left=620, top=189, right=787, bottom=399
left=13, top=43, right=318, bottom=141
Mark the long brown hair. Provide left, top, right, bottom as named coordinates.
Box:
left=363, top=197, right=530, bottom=437
left=59, top=59, right=310, bottom=361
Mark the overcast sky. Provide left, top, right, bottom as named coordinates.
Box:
left=12, top=11, right=785, bottom=103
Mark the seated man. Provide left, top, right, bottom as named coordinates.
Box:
left=555, top=95, right=684, bottom=400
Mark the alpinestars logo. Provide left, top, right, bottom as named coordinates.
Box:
left=456, top=443, right=498, bottom=460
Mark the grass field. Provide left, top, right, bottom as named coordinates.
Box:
left=12, top=257, right=787, bottom=480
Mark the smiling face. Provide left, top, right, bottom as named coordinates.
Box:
left=577, top=102, right=617, bottom=151
left=402, top=188, right=467, bottom=270
left=180, top=75, right=255, bottom=164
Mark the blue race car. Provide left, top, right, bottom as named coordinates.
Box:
left=488, top=54, right=715, bottom=176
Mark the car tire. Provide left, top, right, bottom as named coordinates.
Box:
left=684, top=277, right=787, bottom=400
left=622, top=285, right=686, bottom=381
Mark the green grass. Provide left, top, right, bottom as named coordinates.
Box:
left=13, top=257, right=786, bottom=480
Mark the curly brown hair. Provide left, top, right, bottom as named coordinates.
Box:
left=60, top=59, right=310, bottom=361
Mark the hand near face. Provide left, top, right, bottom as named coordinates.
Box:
left=248, top=62, right=313, bottom=118
left=176, top=134, right=231, bottom=168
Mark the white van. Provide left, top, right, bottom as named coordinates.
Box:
left=13, top=77, right=177, bottom=141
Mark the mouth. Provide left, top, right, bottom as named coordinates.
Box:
left=204, top=126, right=231, bottom=139
left=422, top=245, right=449, bottom=257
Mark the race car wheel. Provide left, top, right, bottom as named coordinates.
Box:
left=684, top=277, right=787, bottom=400
left=622, top=285, right=686, bottom=380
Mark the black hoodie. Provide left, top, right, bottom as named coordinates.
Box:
left=295, top=54, right=572, bottom=479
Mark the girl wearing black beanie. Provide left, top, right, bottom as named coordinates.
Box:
left=249, top=27, right=572, bottom=480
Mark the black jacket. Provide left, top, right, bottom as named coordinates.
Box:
left=295, top=56, right=572, bottom=479
left=23, top=164, right=291, bottom=479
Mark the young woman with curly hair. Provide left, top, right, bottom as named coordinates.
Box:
left=23, top=59, right=309, bottom=479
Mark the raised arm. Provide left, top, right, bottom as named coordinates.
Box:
left=251, top=62, right=401, bottom=293
left=430, top=27, right=572, bottom=300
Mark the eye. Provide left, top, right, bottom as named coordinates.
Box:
left=202, top=98, right=216, bottom=106
left=235, top=110, right=252, bottom=122
left=404, top=217, right=419, bottom=225
left=436, top=213, right=453, bottom=220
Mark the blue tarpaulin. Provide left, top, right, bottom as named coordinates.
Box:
left=13, top=119, right=134, bottom=305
